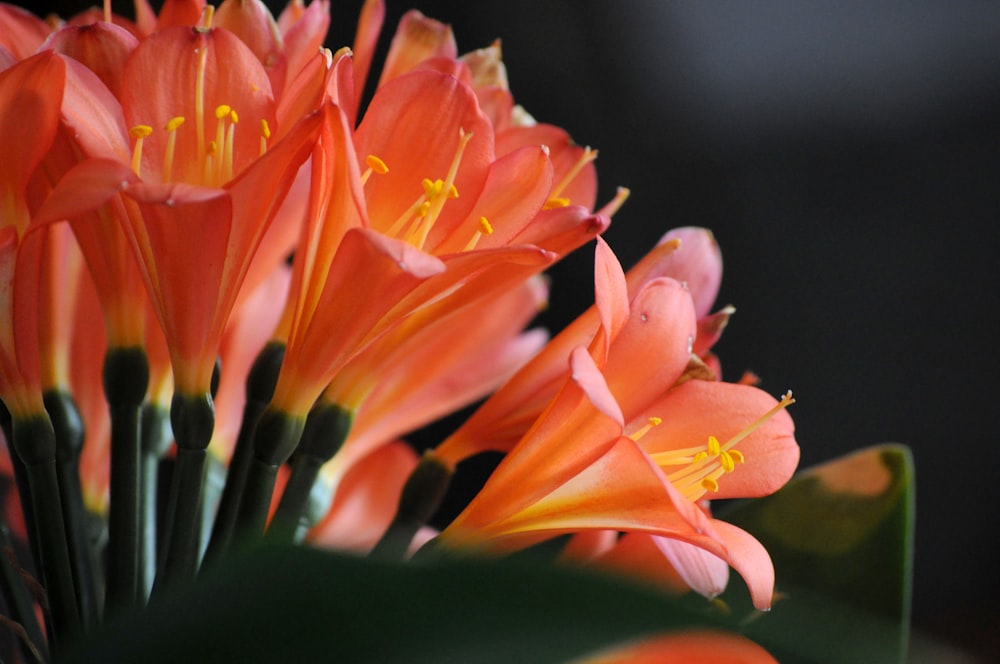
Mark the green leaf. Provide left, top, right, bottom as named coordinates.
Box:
left=718, top=443, right=915, bottom=664
left=60, top=545, right=732, bottom=663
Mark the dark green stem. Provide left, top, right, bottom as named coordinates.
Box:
left=370, top=451, right=453, bottom=560
left=232, top=408, right=304, bottom=543
left=203, top=342, right=284, bottom=567
left=268, top=402, right=352, bottom=543
left=10, top=414, right=81, bottom=648
left=138, top=404, right=171, bottom=600
left=43, top=390, right=100, bottom=628
left=152, top=393, right=214, bottom=598
left=0, top=403, right=40, bottom=576
left=102, top=347, right=149, bottom=615
left=0, top=525, right=48, bottom=663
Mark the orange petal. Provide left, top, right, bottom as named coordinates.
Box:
left=574, top=630, right=778, bottom=664
left=602, top=278, right=697, bottom=419
left=638, top=381, right=799, bottom=499
left=355, top=69, right=494, bottom=242
left=377, top=9, right=456, bottom=87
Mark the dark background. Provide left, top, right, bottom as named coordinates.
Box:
left=24, top=0, right=1000, bottom=660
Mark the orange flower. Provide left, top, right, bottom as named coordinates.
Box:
left=436, top=241, right=798, bottom=610
left=41, top=23, right=321, bottom=398
left=572, top=630, right=778, bottom=664
left=0, top=51, right=66, bottom=418
left=316, top=276, right=548, bottom=490
left=434, top=232, right=713, bottom=465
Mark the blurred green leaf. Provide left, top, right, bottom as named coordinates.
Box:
left=718, top=443, right=915, bottom=663
left=60, top=545, right=731, bottom=663
left=58, top=445, right=914, bottom=663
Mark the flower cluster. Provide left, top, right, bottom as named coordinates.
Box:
left=0, top=0, right=798, bottom=659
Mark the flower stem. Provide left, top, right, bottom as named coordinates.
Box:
left=203, top=342, right=283, bottom=567
left=44, top=389, right=101, bottom=627
left=232, top=408, right=304, bottom=543
left=102, top=347, right=149, bottom=615
left=139, top=403, right=171, bottom=599
left=10, top=414, right=81, bottom=648
left=268, top=402, right=352, bottom=543
left=370, top=451, right=453, bottom=560
left=0, top=403, right=40, bottom=576
left=152, top=392, right=214, bottom=597
left=0, top=524, right=48, bottom=663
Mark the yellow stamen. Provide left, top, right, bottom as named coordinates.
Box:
left=163, top=116, right=185, bottom=183
left=199, top=4, right=214, bottom=30
left=462, top=216, right=496, bottom=252
left=545, top=146, right=598, bottom=207
left=194, top=46, right=208, bottom=165
left=366, top=154, right=388, bottom=174
left=223, top=116, right=236, bottom=182
left=653, top=390, right=795, bottom=501
left=629, top=416, right=663, bottom=443
left=129, top=125, right=153, bottom=176
left=542, top=197, right=570, bottom=210
left=405, top=128, right=473, bottom=249
left=597, top=186, right=631, bottom=218
left=259, top=119, right=271, bottom=155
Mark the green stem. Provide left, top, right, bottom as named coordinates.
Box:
left=151, top=393, right=214, bottom=597
left=268, top=402, right=352, bottom=543
left=102, top=348, right=149, bottom=615
left=203, top=342, right=284, bottom=567
left=44, top=390, right=101, bottom=629
left=138, top=404, right=171, bottom=600
left=232, top=408, right=304, bottom=543
left=10, top=414, right=81, bottom=648
left=370, top=451, right=453, bottom=561
left=0, top=404, right=40, bottom=575
left=0, top=525, right=48, bottom=663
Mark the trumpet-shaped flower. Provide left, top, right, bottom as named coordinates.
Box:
left=0, top=51, right=65, bottom=418
left=434, top=230, right=721, bottom=466
left=437, top=239, right=797, bottom=610
left=40, top=24, right=321, bottom=398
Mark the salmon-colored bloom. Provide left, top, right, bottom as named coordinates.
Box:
left=434, top=228, right=724, bottom=466
left=41, top=24, right=321, bottom=398
left=0, top=51, right=66, bottom=418
left=437, top=240, right=797, bottom=610
left=572, top=630, right=778, bottom=664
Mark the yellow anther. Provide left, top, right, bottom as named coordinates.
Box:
left=629, top=416, right=663, bottom=443
left=707, top=435, right=721, bottom=456
left=365, top=154, right=388, bottom=175
left=199, top=3, right=214, bottom=29
left=417, top=201, right=432, bottom=217
left=701, top=477, right=719, bottom=493
left=129, top=125, right=152, bottom=176
left=163, top=117, right=185, bottom=183
left=447, top=183, right=459, bottom=198
left=229, top=109, right=239, bottom=124
left=597, top=186, right=631, bottom=218
left=719, top=450, right=736, bottom=473
left=478, top=216, right=493, bottom=235
left=214, top=104, right=232, bottom=120
left=422, top=178, right=442, bottom=198
left=543, top=197, right=570, bottom=210
left=548, top=146, right=598, bottom=204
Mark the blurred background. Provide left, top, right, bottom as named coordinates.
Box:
left=24, top=0, right=1000, bottom=660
